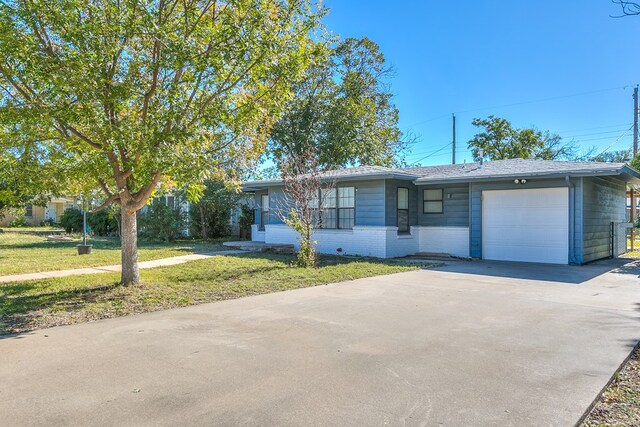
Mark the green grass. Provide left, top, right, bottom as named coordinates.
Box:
left=0, top=253, right=422, bottom=334
left=0, top=232, right=229, bottom=275
left=581, top=345, right=640, bottom=427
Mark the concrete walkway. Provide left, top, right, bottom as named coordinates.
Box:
left=1, top=259, right=639, bottom=426
left=0, top=250, right=244, bottom=283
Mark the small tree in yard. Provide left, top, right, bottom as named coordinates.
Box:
left=0, top=0, right=323, bottom=284
left=277, top=146, right=329, bottom=267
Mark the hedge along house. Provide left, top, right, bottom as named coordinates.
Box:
left=242, top=159, right=640, bottom=265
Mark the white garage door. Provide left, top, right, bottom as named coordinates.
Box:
left=482, top=188, right=569, bottom=264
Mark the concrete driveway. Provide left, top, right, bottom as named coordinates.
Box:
left=1, top=259, right=639, bottom=426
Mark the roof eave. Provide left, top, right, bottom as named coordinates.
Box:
left=412, top=168, right=628, bottom=185
left=242, top=172, right=417, bottom=191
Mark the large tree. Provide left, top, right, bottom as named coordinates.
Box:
left=592, top=149, right=633, bottom=163
left=268, top=36, right=409, bottom=170
left=468, top=115, right=577, bottom=161
left=0, top=0, right=321, bottom=284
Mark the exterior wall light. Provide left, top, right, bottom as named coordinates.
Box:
left=514, top=179, right=520, bottom=184
left=521, top=179, right=527, bottom=184
left=514, top=179, right=527, bottom=185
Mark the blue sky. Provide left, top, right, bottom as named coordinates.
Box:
left=322, top=0, right=640, bottom=165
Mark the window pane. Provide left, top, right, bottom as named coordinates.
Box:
left=338, top=187, right=355, bottom=208
left=424, top=201, right=443, bottom=213
left=166, top=196, right=175, bottom=208
left=397, top=188, right=408, bottom=209
left=321, top=188, right=337, bottom=208
left=424, top=189, right=443, bottom=201
left=320, top=208, right=337, bottom=228
left=338, top=208, right=354, bottom=229
left=308, top=190, right=319, bottom=209
left=397, top=210, right=409, bottom=232
left=261, top=195, right=269, bottom=211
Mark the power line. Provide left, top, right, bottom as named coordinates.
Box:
left=555, top=122, right=632, bottom=133
left=406, top=85, right=634, bottom=128
left=590, top=125, right=634, bottom=159
left=453, top=85, right=632, bottom=115
left=412, top=142, right=453, bottom=164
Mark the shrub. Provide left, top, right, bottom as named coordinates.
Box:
left=188, top=180, right=243, bottom=239
left=40, top=218, right=56, bottom=227
left=59, top=207, right=84, bottom=233
left=9, top=214, right=28, bottom=227
left=239, top=204, right=254, bottom=238
left=138, top=202, right=186, bottom=242
left=88, top=207, right=120, bottom=236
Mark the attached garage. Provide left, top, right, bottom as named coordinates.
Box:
left=482, top=187, right=569, bottom=264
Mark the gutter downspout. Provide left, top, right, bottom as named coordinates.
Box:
left=565, top=176, right=578, bottom=264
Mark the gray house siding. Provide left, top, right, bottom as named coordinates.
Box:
left=384, top=179, right=418, bottom=227
left=254, top=179, right=387, bottom=228
left=416, top=183, right=469, bottom=227
left=581, top=176, right=627, bottom=263
left=353, top=180, right=386, bottom=226
left=468, top=178, right=573, bottom=260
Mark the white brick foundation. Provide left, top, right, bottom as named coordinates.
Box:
left=258, top=224, right=470, bottom=258
left=415, top=226, right=470, bottom=257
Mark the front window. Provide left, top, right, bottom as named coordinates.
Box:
left=166, top=195, right=175, bottom=208
left=260, top=194, right=269, bottom=231
left=315, top=186, right=355, bottom=229
left=25, top=204, right=33, bottom=217
left=423, top=189, right=443, bottom=214
left=397, top=188, right=409, bottom=233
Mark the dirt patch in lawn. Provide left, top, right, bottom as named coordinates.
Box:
left=580, top=343, right=640, bottom=427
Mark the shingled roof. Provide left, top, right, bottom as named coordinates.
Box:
left=403, top=159, right=633, bottom=183
left=243, top=159, right=639, bottom=189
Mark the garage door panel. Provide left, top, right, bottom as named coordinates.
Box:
left=482, top=188, right=569, bottom=264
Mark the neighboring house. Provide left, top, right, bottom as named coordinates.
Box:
left=0, top=197, right=76, bottom=226
left=243, top=159, right=640, bottom=265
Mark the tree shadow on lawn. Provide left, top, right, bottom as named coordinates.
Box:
left=0, top=260, right=291, bottom=336
left=0, top=281, right=122, bottom=336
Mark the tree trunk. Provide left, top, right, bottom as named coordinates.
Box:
left=120, top=207, right=140, bottom=285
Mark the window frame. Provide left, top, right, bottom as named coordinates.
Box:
left=423, top=188, right=444, bottom=214
left=397, top=187, right=410, bottom=233
left=315, top=186, right=355, bottom=230
left=25, top=204, right=33, bottom=217
left=259, top=194, right=269, bottom=231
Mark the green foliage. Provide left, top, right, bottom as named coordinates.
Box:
left=269, top=37, right=409, bottom=169
left=0, top=0, right=323, bottom=281
left=592, top=149, right=633, bottom=163
left=468, top=116, right=576, bottom=161
left=239, top=204, right=255, bottom=233
left=139, top=202, right=186, bottom=242
left=283, top=209, right=316, bottom=267
left=59, top=208, right=84, bottom=233
left=188, top=180, right=242, bottom=239
left=8, top=207, right=28, bottom=227
left=630, top=153, right=640, bottom=171
left=88, top=207, right=120, bottom=237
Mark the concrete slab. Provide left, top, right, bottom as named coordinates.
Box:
left=1, top=259, right=639, bottom=426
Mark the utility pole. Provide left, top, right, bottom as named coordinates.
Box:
left=631, top=86, right=638, bottom=251
left=452, top=113, right=456, bottom=164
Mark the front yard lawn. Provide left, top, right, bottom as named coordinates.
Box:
left=581, top=344, right=640, bottom=426
left=0, top=253, right=422, bottom=334
left=0, top=231, right=229, bottom=275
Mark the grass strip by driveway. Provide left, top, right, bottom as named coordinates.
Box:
left=0, top=232, right=228, bottom=275
left=581, top=344, right=640, bottom=427
left=0, top=253, right=423, bottom=335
